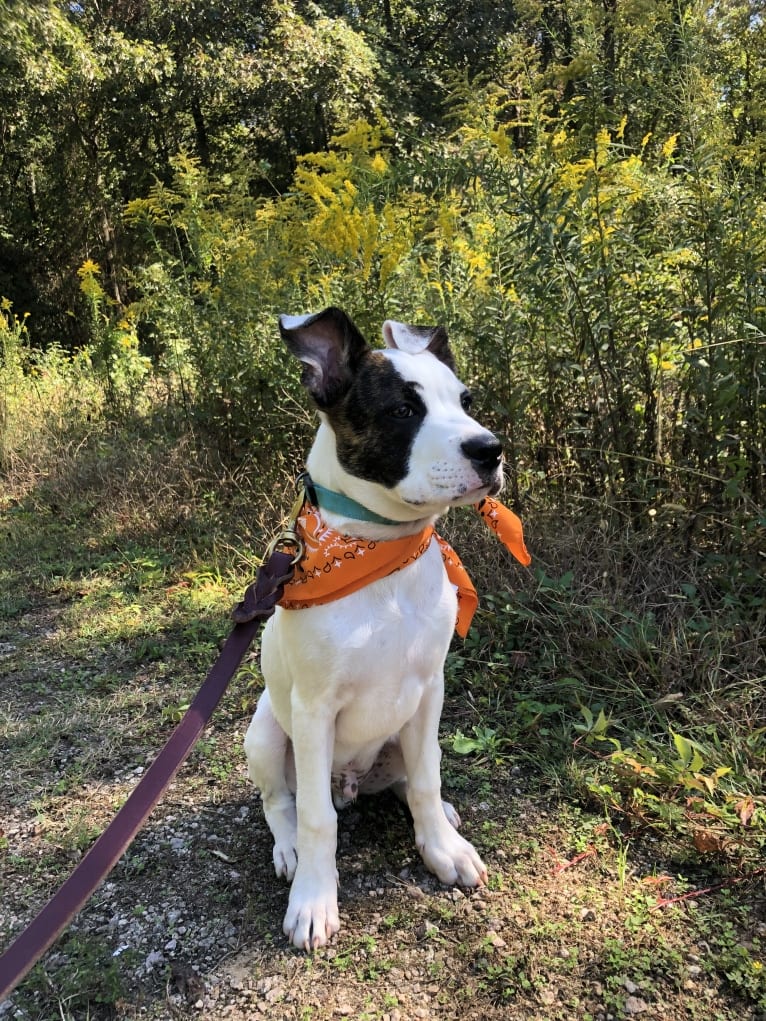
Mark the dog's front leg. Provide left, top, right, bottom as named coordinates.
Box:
left=283, top=698, right=340, bottom=951
left=400, top=680, right=488, bottom=888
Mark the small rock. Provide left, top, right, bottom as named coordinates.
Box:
left=624, top=996, right=649, bottom=1015
left=144, top=950, right=164, bottom=970
left=623, top=979, right=638, bottom=994
left=580, top=907, right=597, bottom=922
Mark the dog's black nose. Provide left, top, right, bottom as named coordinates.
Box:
left=461, top=435, right=503, bottom=471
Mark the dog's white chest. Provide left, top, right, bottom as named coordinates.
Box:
left=261, top=540, right=455, bottom=756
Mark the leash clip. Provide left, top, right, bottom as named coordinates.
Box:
left=263, top=479, right=307, bottom=566
left=264, top=527, right=304, bottom=566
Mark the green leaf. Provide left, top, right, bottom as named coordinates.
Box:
left=452, top=731, right=481, bottom=755
left=672, top=731, right=694, bottom=768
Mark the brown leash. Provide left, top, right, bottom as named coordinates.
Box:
left=0, top=548, right=297, bottom=1003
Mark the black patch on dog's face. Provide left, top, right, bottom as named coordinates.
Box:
left=326, top=352, right=425, bottom=488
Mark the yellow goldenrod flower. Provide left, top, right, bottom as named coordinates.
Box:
left=662, top=134, right=679, bottom=160
left=77, top=259, right=101, bottom=278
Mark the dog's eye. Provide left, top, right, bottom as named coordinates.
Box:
left=391, top=403, right=415, bottom=419
left=460, top=391, right=473, bottom=412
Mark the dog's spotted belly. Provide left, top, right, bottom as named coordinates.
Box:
left=331, top=738, right=404, bottom=809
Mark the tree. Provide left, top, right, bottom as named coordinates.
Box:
left=0, top=1, right=380, bottom=345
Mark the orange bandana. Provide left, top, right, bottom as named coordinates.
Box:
left=278, top=496, right=531, bottom=638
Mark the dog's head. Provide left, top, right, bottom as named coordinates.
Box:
left=280, top=307, right=503, bottom=518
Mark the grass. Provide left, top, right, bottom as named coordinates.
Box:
left=441, top=501, right=766, bottom=873
left=1, top=390, right=765, bottom=1019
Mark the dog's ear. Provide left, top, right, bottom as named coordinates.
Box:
left=279, top=307, right=369, bottom=407
left=381, top=320, right=455, bottom=371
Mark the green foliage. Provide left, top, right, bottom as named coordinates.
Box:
left=452, top=725, right=510, bottom=762
left=1, top=1, right=764, bottom=512
left=443, top=527, right=766, bottom=869
left=580, top=721, right=766, bottom=861
left=0, top=297, right=104, bottom=474
left=17, top=931, right=129, bottom=1019
left=717, top=927, right=766, bottom=1009
left=77, top=260, right=152, bottom=410
left=0, top=0, right=382, bottom=343
left=123, top=153, right=308, bottom=451
left=95, top=77, right=763, bottom=516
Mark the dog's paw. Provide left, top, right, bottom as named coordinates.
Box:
left=283, top=870, right=340, bottom=952
left=418, top=827, right=487, bottom=888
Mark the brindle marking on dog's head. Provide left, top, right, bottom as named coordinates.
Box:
left=280, top=307, right=458, bottom=489
left=328, top=351, right=427, bottom=487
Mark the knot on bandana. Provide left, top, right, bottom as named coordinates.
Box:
left=278, top=496, right=531, bottom=638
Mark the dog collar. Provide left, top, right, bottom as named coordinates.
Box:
left=303, top=476, right=404, bottom=527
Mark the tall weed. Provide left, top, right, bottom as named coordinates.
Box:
left=0, top=301, right=104, bottom=491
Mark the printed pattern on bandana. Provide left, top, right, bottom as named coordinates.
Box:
left=279, top=505, right=435, bottom=608
left=475, top=497, right=532, bottom=567
left=278, top=498, right=531, bottom=637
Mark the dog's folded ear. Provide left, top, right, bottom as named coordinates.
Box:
left=382, top=320, right=455, bottom=372
left=279, top=307, right=369, bottom=408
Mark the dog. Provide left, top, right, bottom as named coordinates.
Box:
left=244, top=306, right=504, bottom=951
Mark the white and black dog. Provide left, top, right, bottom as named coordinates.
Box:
left=244, top=307, right=504, bottom=951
